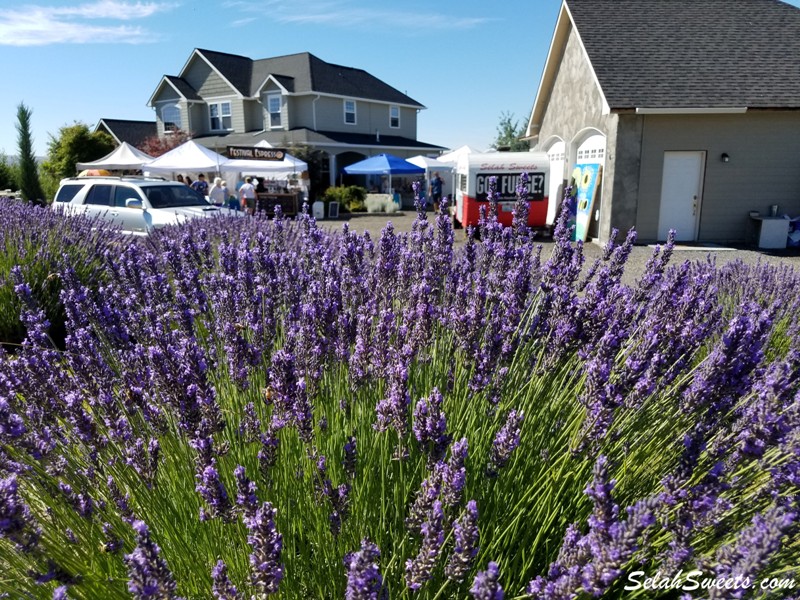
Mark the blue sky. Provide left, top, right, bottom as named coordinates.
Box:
left=2, top=0, right=799, bottom=158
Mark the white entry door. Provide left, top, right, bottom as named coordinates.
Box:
left=657, top=151, right=706, bottom=241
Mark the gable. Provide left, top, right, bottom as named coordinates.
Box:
left=183, top=53, right=239, bottom=98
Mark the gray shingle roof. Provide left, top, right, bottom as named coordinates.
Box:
left=165, top=75, right=202, bottom=101
left=567, top=0, right=800, bottom=109
left=96, top=119, right=157, bottom=147
left=196, top=49, right=423, bottom=107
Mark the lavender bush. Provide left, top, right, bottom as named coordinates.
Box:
left=0, top=182, right=797, bottom=598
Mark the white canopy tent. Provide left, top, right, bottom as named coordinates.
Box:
left=76, top=141, right=154, bottom=171
left=437, top=144, right=476, bottom=165
left=221, top=154, right=308, bottom=179
left=407, top=155, right=454, bottom=201
left=407, top=155, right=453, bottom=174
left=144, top=140, right=229, bottom=175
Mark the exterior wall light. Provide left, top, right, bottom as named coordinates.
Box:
left=721, top=153, right=730, bottom=163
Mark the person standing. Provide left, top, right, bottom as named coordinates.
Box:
left=239, top=176, right=257, bottom=215
left=208, top=177, right=226, bottom=206
left=191, top=173, right=209, bottom=197
left=428, top=171, right=444, bottom=212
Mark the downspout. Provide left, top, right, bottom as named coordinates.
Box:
left=312, top=94, right=321, bottom=131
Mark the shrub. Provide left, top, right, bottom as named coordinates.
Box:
left=322, top=185, right=367, bottom=212
left=0, top=184, right=798, bottom=598
left=0, top=198, right=116, bottom=349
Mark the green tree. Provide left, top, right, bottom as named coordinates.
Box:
left=491, top=111, right=530, bottom=152
left=0, top=153, right=17, bottom=192
left=16, top=102, right=45, bottom=204
left=41, top=122, right=116, bottom=199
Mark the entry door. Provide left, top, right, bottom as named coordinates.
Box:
left=657, top=151, right=706, bottom=241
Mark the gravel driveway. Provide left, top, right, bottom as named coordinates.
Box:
left=322, top=211, right=800, bottom=284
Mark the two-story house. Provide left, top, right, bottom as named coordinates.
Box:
left=147, top=48, right=444, bottom=190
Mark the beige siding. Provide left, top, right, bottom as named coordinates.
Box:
left=185, top=56, right=235, bottom=98
left=290, top=95, right=315, bottom=130
left=244, top=99, right=264, bottom=132
left=636, top=112, right=800, bottom=242
left=309, top=96, right=417, bottom=136
left=189, top=103, right=206, bottom=136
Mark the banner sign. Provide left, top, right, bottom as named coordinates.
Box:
left=475, top=172, right=546, bottom=202
left=227, top=146, right=287, bottom=161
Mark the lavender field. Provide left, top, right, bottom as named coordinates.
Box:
left=0, top=181, right=798, bottom=599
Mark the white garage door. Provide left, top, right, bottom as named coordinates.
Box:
left=576, top=134, right=606, bottom=166
left=547, top=141, right=565, bottom=224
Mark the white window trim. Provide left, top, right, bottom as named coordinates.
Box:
left=209, top=101, right=233, bottom=131
left=161, top=103, right=181, bottom=134
left=389, top=105, right=400, bottom=129
left=267, top=92, right=282, bottom=129
left=344, top=99, right=357, bottom=125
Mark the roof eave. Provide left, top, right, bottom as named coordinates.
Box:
left=634, top=107, right=748, bottom=114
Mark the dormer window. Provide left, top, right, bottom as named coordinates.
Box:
left=344, top=99, right=356, bottom=125
left=161, top=104, right=181, bottom=133
left=267, top=93, right=282, bottom=128
left=390, top=105, right=400, bottom=128
left=210, top=102, right=232, bottom=131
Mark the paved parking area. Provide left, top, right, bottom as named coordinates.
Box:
left=321, top=211, right=800, bottom=284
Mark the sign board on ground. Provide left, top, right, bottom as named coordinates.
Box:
left=227, top=146, right=287, bottom=161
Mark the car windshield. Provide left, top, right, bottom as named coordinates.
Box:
left=144, top=185, right=210, bottom=208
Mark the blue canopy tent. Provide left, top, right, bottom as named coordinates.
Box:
left=343, top=153, right=424, bottom=196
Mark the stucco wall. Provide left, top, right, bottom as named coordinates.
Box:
left=636, top=112, right=800, bottom=242
left=535, top=27, right=620, bottom=242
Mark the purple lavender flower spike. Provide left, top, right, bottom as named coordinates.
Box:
left=405, top=500, right=445, bottom=591
left=446, top=500, right=480, bottom=583
left=412, top=388, right=450, bottom=463
left=375, top=359, right=411, bottom=441
left=211, top=559, right=239, bottom=600
left=440, top=437, right=468, bottom=509
left=124, top=520, right=181, bottom=600
left=487, top=410, right=524, bottom=476
left=710, top=506, right=796, bottom=600
left=470, top=561, right=504, bottom=600
left=344, top=538, right=387, bottom=600
left=0, top=473, right=40, bottom=552
left=53, top=586, right=69, bottom=600
left=101, top=522, right=123, bottom=554
left=196, top=461, right=233, bottom=522
left=234, top=465, right=259, bottom=519
left=527, top=458, right=658, bottom=599
left=343, top=435, right=357, bottom=479
left=512, top=172, right=531, bottom=239
left=244, top=501, right=284, bottom=595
